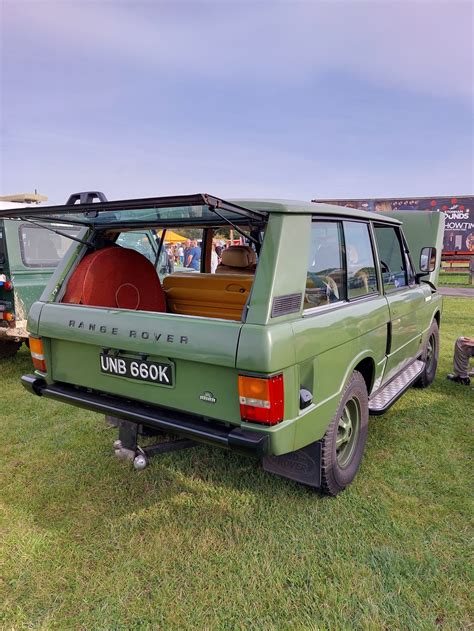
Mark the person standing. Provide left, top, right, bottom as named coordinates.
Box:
left=183, top=239, right=191, bottom=267
left=177, top=243, right=184, bottom=266
left=186, top=239, right=201, bottom=271
left=211, top=241, right=219, bottom=273
left=447, top=336, right=474, bottom=385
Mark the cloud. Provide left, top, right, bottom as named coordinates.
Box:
left=3, top=0, right=473, bottom=103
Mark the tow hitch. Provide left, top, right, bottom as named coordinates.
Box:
left=111, top=418, right=198, bottom=470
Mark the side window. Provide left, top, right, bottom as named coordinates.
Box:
left=117, top=230, right=205, bottom=278
left=305, top=221, right=345, bottom=309
left=19, top=225, right=80, bottom=267
left=343, top=222, right=378, bottom=299
left=401, top=234, right=417, bottom=286
left=373, top=225, right=408, bottom=291
left=116, top=231, right=156, bottom=263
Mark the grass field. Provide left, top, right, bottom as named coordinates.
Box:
left=1, top=297, right=472, bottom=630
left=438, top=272, right=472, bottom=287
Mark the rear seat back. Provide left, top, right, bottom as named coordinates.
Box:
left=216, top=245, right=257, bottom=275
left=163, top=273, right=253, bottom=320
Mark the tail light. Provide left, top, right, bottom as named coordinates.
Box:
left=29, top=337, right=47, bottom=372
left=0, top=279, right=13, bottom=291
left=238, top=373, right=284, bottom=425
left=1, top=311, right=14, bottom=321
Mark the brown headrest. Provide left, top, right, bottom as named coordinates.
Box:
left=220, top=246, right=256, bottom=268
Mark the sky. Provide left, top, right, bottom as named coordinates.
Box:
left=1, top=0, right=473, bottom=205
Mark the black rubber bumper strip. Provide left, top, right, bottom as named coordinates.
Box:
left=21, top=375, right=268, bottom=457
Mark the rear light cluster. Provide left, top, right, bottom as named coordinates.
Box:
left=238, top=373, right=284, bottom=425
left=29, top=337, right=47, bottom=372
left=0, top=277, right=14, bottom=320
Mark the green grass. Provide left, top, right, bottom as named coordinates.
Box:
left=1, top=297, right=473, bottom=630
left=439, top=272, right=472, bottom=287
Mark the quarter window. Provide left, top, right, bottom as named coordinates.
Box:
left=343, top=222, right=378, bottom=299
left=305, top=221, right=345, bottom=309
left=19, top=224, right=80, bottom=268
left=373, top=225, right=408, bottom=291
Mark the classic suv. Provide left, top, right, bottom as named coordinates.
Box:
left=0, top=193, right=444, bottom=495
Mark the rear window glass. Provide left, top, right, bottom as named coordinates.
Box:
left=19, top=224, right=81, bottom=268
left=36, top=202, right=264, bottom=229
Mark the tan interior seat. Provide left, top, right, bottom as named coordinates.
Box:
left=163, top=273, right=253, bottom=320
left=215, top=246, right=257, bottom=275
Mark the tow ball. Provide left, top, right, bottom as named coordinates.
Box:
left=110, top=418, right=197, bottom=470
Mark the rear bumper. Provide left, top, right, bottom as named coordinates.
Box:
left=0, top=319, right=28, bottom=341
left=21, top=375, right=268, bottom=457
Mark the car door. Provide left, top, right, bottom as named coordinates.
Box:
left=385, top=210, right=445, bottom=286
left=373, top=223, right=426, bottom=382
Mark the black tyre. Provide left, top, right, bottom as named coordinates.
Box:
left=0, top=340, right=22, bottom=359
left=320, top=370, right=369, bottom=496
left=414, top=320, right=439, bottom=388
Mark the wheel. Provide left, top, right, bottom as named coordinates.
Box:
left=414, top=320, right=439, bottom=388
left=320, top=370, right=369, bottom=496
left=0, top=340, right=22, bottom=359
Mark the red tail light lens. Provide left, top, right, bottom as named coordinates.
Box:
left=1, top=311, right=14, bottom=321
left=29, top=337, right=47, bottom=372
left=1, top=280, right=13, bottom=291
left=238, top=374, right=284, bottom=425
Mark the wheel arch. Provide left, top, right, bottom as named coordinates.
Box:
left=353, top=356, right=376, bottom=395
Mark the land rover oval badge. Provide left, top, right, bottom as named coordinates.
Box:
left=199, top=391, right=217, bottom=404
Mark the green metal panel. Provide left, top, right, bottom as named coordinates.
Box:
left=246, top=214, right=311, bottom=325
left=381, top=287, right=425, bottom=381
left=37, top=303, right=244, bottom=368
left=49, top=338, right=243, bottom=424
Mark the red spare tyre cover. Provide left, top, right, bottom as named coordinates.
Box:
left=62, top=246, right=167, bottom=312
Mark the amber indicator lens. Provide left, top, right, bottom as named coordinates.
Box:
left=29, top=337, right=47, bottom=372
left=238, top=374, right=284, bottom=425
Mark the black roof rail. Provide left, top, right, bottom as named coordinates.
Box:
left=65, top=191, right=108, bottom=205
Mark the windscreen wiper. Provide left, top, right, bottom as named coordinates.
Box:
left=20, top=217, right=94, bottom=248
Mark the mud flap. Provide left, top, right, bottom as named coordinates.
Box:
left=262, top=440, right=322, bottom=488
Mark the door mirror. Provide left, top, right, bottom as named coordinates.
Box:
left=420, top=247, right=437, bottom=273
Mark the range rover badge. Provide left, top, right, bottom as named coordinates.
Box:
left=199, top=391, right=217, bottom=404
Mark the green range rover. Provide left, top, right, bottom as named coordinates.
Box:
left=0, top=193, right=444, bottom=495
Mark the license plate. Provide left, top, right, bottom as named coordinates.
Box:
left=100, top=353, right=174, bottom=386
